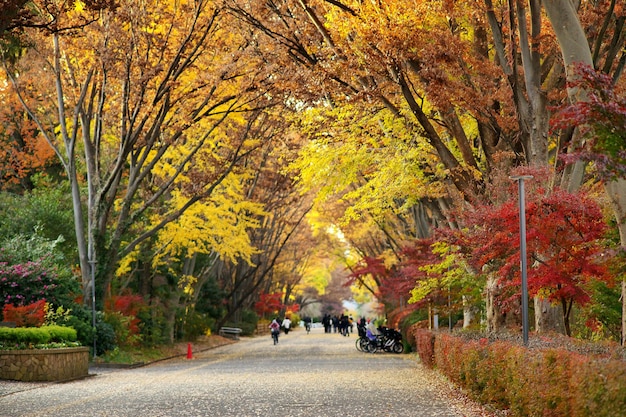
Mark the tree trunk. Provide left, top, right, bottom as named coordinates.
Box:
left=517, top=0, right=549, bottom=166
left=164, top=290, right=182, bottom=344
left=535, top=297, right=565, bottom=334
left=623, top=279, right=626, bottom=346
left=50, top=33, right=94, bottom=305
left=513, top=0, right=563, bottom=334
left=462, top=295, right=474, bottom=328
left=543, top=0, right=593, bottom=193
left=485, top=273, right=506, bottom=333
left=543, top=1, right=594, bottom=80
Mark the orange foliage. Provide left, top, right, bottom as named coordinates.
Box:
left=419, top=330, right=626, bottom=417
left=2, top=299, right=46, bottom=327
left=105, top=294, right=147, bottom=335
left=0, top=82, right=56, bottom=190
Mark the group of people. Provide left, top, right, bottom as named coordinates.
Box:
left=269, top=316, right=291, bottom=345
left=269, top=314, right=377, bottom=344
left=321, top=313, right=357, bottom=336
left=269, top=316, right=292, bottom=333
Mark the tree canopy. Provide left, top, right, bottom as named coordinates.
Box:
left=0, top=0, right=624, bottom=347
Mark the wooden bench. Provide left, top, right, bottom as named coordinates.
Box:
left=218, top=327, right=242, bottom=340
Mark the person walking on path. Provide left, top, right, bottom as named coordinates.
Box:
left=322, top=314, right=331, bottom=333
left=282, top=316, right=292, bottom=334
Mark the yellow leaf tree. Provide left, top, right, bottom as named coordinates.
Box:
left=3, top=0, right=277, bottom=310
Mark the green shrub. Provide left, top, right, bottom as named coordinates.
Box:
left=136, top=306, right=166, bottom=347
left=182, top=310, right=215, bottom=341
left=0, top=325, right=77, bottom=347
left=221, top=320, right=256, bottom=336
left=104, top=311, right=140, bottom=347
left=64, top=306, right=95, bottom=348
left=241, top=309, right=260, bottom=335
left=221, top=308, right=260, bottom=336
left=402, top=338, right=412, bottom=353
left=45, top=325, right=77, bottom=342
left=95, top=314, right=117, bottom=355
left=0, top=327, right=50, bottom=344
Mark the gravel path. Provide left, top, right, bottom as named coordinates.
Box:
left=0, top=327, right=498, bottom=417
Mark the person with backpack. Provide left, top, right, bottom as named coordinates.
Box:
left=269, top=318, right=280, bottom=345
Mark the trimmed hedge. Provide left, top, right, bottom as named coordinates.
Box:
left=410, top=328, right=626, bottom=417
left=45, top=325, right=78, bottom=342
left=0, top=325, right=77, bottom=345
left=409, top=327, right=435, bottom=368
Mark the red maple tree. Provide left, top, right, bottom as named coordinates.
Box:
left=347, top=240, right=442, bottom=311
left=551, top=63, right=626, bottom=180
left=458, top=179, right=610, bottom=336
left=254, top=292, right=286, bottom=318
left=105, top=294, right=147, bottom=336
left=2, top=299, right=46, bottom=327
left=346, top=256, right=389, bottom=295
left=396, top=239, right=442, bottom=307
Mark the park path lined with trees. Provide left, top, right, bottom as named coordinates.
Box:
left=0, top=4, right=625, bottom=416
left=0, top=328, right=497, bottom=417
left=0, top=0, right=624, bottom=344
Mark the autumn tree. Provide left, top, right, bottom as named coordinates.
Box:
left=228, top=0, right=624, bottom=335
left=454, top=168, right=610, bottom=336
left=0, top=0, right=117, bottom=64
left=211, top=117, right=313, bottom=328
left=271, top=224, right=317, bottom=315
left=0, top=73, right=57, bottom=192
left=0, top=0, right=29, bottom=36
left=254, top=292, right=286, bottom=319
left=542, top=0, right=626, bottom=343
left=552, top=64, right=626, bottom=343
left=2, top=0, right=278, bottom=313
left=318, top=266, right=354, bottom=316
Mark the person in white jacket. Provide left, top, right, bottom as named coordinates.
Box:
left=282, top=317, right=292, bottom=334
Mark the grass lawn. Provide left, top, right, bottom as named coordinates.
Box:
left=91, top=335, right=236, bottom=365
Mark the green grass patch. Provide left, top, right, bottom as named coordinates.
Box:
left=93, top=345, right=182, bottom=365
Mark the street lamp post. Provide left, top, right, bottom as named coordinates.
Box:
left=510, top=175, right=533, bottom=346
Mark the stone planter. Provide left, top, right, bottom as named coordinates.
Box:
left=0, top=347, right=90, bottom=382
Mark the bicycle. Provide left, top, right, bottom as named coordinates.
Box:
left=271, top=329, right=280, bottom=345
left=355, top=323, right=368, bottom=351
left=355, top=336, right=369, bottom=352
left=366, top=327, right=404, bottom=354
